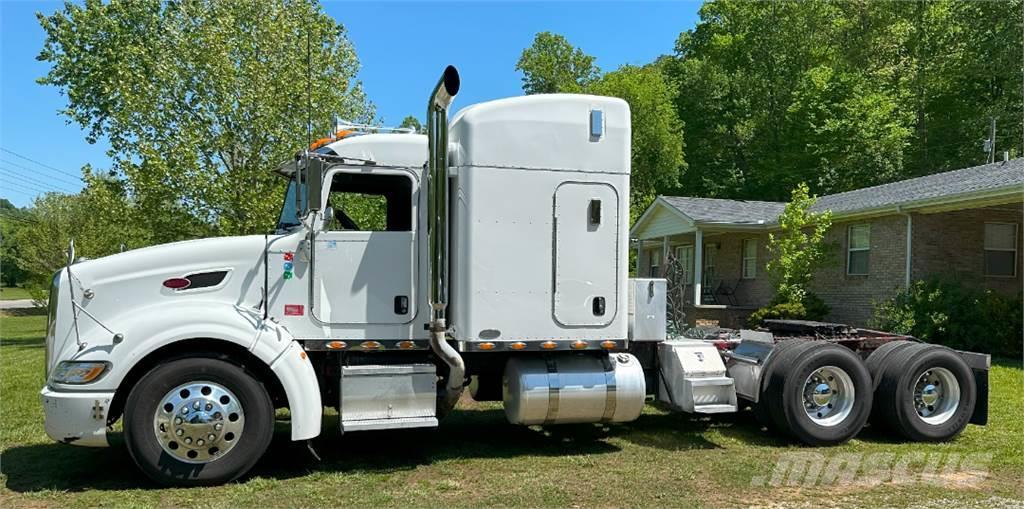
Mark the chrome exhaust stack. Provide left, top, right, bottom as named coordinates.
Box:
left=426, top=65, right=464, bottom=416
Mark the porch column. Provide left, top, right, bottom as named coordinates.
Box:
left=693, top=228, right=703, bottom=305
left=661, top=236, right=670, bottom=277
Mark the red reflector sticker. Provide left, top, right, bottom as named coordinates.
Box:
left=284, top=304, right=304, bottom=316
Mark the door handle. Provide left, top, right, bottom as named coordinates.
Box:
left=394, top=295, right=409, bottom=315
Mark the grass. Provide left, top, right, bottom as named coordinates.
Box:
left=1, top=309, right=1021, bottom=508
left=0, top=287, right=32, bottom=301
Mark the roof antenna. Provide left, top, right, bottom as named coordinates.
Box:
left=306, top=28, right=312, bottom=151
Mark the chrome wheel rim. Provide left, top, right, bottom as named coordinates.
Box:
left=914, top=367, right=960, bottom=425
left=802, top=366, right=855, bottom=427
left=153, top=381, right=244, bottom=464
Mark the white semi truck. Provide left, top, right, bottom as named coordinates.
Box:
left=41, top=66, right=989, bottom=485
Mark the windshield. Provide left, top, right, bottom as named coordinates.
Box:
left=276, top=178, right=301, bottom=231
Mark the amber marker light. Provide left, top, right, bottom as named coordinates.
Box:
left=326, top=341, right=347, bottom=350
left=571, top=340, right=588, bottom=350
left=541, top=341, right=558, bottom=350
left=360, top=341, right=382, bottom=350
left=510, top=342, right=527, bottom=350
left=478, top=342, right=496, bottom=351
left=600, top=340, right=617, bottom=350
left=398, top=341, right=416, bottom=350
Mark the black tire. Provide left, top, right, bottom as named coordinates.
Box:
left=766, top=343, right=872, bottom=446
left=865, top=340, right=918, bottom=424
left=469, top=375, right=503, bottom=402
left=865, top=340, right=917, bottom=389
left=874, top=344, right=976, bottom=442
left=124, top=357, right=274, bottom=486
left=753, top=339, right=811, bottom=432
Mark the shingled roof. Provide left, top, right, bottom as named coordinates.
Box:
left=660, top=196, right=786, bottom=225
left=810, top=158, right=1023, bottom=215
left=642, top=159, right=1023, bottom=231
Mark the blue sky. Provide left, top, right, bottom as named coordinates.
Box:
left=0, top=1, right=700, bottom=207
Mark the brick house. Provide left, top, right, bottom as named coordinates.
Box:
left=631, top=159, right=1023, bottom=328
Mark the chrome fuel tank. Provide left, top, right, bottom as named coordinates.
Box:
left=502, top=353, right=646, bottom=425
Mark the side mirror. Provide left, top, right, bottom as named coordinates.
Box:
left=306, top=157, right=325, bottom=212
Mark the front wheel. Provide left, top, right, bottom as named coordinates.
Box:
left=124, top=357, right=274, bottom=486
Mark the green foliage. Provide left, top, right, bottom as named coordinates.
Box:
left=872, top=279, right=1023, bottom=357
left=766, top=183, right=833, bottom=305
left=37, top=0, right=372, bottom=238
left=516, top=32, right=600, bottom=94
left=664, top=0, right=1023, bottom=200
left=13, top=176, right=152, bottom=299
left=0, top=199, right=29, bottom=287
left=748, top=292, right=830, bottom=327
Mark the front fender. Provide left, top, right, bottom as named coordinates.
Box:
left=56, top=301, right=322, bottom=441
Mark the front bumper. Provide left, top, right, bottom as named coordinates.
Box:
left=40, top=387, right=113, bottom=447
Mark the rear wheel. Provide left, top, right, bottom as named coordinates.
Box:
left=874, top=344, right=975, bottom=441
left=124, top=357, right=274, bottom=486
left=762, top=343, right=872, bottom=445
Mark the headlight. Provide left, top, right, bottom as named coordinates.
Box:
left=51, top=361, right=111, bottom=384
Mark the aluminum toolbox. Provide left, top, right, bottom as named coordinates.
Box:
left=628, top=278, right=667, bottom=341
left=339, top=364, right=437, bottom=431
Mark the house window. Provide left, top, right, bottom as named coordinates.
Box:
left=742, top=239, right=757, bottom=279
left=676, top=245, right=694, bottom=284
left=649, top=249, right=662, bottom=278
left=984, top=222, right=1018, bottom=277
left=703, top=244, right=717, bottom=282
left=847, top=224, right=870, bottom=275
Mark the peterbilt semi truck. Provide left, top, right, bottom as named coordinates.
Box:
left=41, top=66, right=989, bottom=486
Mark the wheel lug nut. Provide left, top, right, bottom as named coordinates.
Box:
left=208, top=434, right=216, bottom=441
left=184, top=437, right=192, bottom=444
left=206, top=403, right=213, bottom=411
left=176, top=429, right=184, bottom=436
left=174, top=417, right=182, bottom=425
left=214, top=423, right=223, bottom=431
left=193, top=401, right=200, bottom=410
left=181, top=407, right=189, bottom=414
left=197, top=439, right=205, bottom=446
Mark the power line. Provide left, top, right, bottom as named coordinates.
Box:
left=0, top=178, right=60, bottom=196
left=0, top=148, right=83, bottom=180
left=0, top=158, right=83, bottom=188
left=0, top=167, right=78, bottom=193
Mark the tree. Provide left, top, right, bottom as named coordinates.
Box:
left=398, top=115, right=422, bottom=133
left=37, top=0, right=373, bottom=238
left=516, top=32, right=600, bottom=94
left=0, top=199, right=29, bottom=288
left=589, top=64, right=686, bottom=222
left=13, top=176, right=152, bottom=299
left=765, top=183, right=833, bottom=306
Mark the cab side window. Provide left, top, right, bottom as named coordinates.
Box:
left=326, top=173, right=413, bottom=232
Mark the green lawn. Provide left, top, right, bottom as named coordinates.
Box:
left=1, top=310, right=1021, bottom=508
left=0, top=287, right=32, bottom=301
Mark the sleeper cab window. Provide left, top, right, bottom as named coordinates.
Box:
left=742, top=238, right=757, bottom=279
left=847, top=224, right=870, bottom=276
left=984, top=222, right=1018, bottom=277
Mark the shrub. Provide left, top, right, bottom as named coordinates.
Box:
left=748, top=292, right=831, bottom=327
left=872, top=279, right=1023, bottom=357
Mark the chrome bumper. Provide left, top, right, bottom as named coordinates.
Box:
left=40, top=387, right=112, bottom=447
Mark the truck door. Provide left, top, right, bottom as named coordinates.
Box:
left=311, top=169, right=417, bottom=325
left=553, top=182, right=619, bottom=326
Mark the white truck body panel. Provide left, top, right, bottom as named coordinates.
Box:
left=448, top=94, right=631, bottom=342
